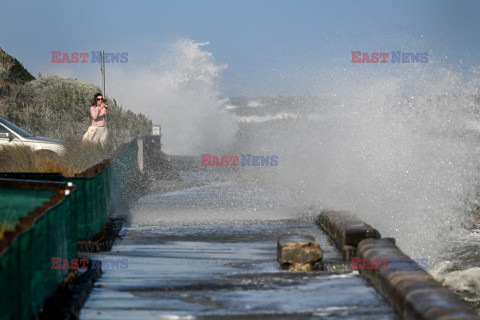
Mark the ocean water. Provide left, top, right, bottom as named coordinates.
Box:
left=226, top=92, right=480, bottom=312
left=126, top=39, right=480, bottom=311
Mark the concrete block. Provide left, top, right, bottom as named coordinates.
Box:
left=277, top=234, right=323, bottom=271
left=342, top=245, right=356, bottom=260
left=316, top=210, right=381, bottom=256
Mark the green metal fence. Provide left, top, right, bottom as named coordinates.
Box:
left=0, top=139, right=139, bottom=320
left=68, top=139, right=138, bottom=239
left=0, top=180, right=76, bottom=320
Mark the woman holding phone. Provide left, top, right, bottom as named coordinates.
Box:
left=82, top=92, right=109, bottom=145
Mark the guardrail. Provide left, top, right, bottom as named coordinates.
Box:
left=0, top=139, right=139, bottom=320
left=0, top=180, right=76, bottom=320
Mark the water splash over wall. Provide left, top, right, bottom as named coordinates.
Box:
left=234, top=65, right=480, bottom=261
left=112, top=39, right=236, bottom=155
left=152, top=40, right=236, bottom=155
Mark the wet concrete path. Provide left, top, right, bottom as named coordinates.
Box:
left=79, top=168, right=398, bottom=319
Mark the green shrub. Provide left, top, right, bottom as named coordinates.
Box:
left=1, top=75, right=152, bottom=150
left=0, top=47, right=35, bottom=84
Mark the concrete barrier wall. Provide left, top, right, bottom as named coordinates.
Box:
left=357, top=239, right=480, bottom=320
left=316, top=211, right=480, bottom=320
left=316, top=210, right=381, bottom=259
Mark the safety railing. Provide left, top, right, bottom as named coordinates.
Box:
left=0, top=180, right=76, bottom=320
left=0, top=139, right=139, bottom=320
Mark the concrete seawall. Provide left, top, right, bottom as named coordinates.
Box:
left=316, top=210, right=381, bottom=259
left=316, top=210, right=480, bottom=320
left=357, top=238, right=479, bottom=319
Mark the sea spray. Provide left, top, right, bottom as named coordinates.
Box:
left=110, top=39, right=236, bottom=155
left=233, top=64, right=480, bottom=262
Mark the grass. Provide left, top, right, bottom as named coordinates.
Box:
left=60, top=138, right=111, bottom=176
left=0, top=139, right=110, bottom=176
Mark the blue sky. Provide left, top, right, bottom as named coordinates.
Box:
left=1, top=0, right=479, bottom=97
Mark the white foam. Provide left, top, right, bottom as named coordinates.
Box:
left=247, top=100, right=263, bottom=108
left=106, top=39, right=236, bottom=155
left=237, top=112, right=298, bottom=123
left=233, top=66, right=480, bottom=260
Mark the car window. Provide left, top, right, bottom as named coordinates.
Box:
left=0, top=125, right=9, bottom=134
left=0, top=119, right=33, bottom=137
left=0, top=125, right=11, bottom=138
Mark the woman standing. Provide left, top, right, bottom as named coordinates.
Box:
left=82, top=93, right=109, bottom=145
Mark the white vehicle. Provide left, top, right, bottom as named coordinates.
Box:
left=0, top=118, right=65, bottom=156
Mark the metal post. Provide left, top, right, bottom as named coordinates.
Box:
left=101, top=50, right=105, bottom=96
left=137, top=138, right=144, bottom=173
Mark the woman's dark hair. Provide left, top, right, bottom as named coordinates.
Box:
left=91, top=93, right=103, bottom=106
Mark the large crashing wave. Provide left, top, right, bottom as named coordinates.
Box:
left=150, top=40, right=236, bottom=155
left=112, top=39, right=236, bottom=155
left=234, top=65, right=480, bottom=263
